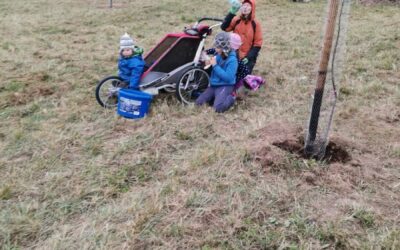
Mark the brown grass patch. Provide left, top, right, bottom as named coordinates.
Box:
left=1, top=0, right=400, bottom=248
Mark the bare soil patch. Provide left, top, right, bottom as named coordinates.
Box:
left=249, top=121, right=390, bottom=187
left=272, top=137, right=352, bottom=163
left=252, top=121, right=352, bottom=165
left=249, top=121, right=400, bottom=227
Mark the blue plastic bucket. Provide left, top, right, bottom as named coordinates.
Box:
left=117, top=89, right=153, bottom=119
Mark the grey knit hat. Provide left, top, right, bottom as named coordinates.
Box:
left=120, top=33, right=135, bottom=52
left=213, top=32, right=231, bottom=55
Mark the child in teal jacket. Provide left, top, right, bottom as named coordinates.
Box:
left=196, top=32, right=238, bottom=113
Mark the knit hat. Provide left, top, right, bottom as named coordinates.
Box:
left=230, top=33, right=242, bottom=50
left=214, top=32, right=231, bottom=55
left=119, top=33, right=135, bottom=53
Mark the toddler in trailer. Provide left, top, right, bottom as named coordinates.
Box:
left=118, top=33, right=145, bottom=90
left=195, top=31, right=238, bottom=113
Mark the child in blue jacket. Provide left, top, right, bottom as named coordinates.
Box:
left=196, top=32, right=238, bottom=113
left=118, top=33, right=145, bottom=89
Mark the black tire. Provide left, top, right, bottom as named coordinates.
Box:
left=176, top=67, right=210, bottom=104
left=95, top=76, right=126, bottom=108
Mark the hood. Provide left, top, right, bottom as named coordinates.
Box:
left=228, top=50, right=237, bottom=59
left=242, top=0, right=256, bottom=21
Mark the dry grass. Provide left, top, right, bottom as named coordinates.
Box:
left=1, top=0, right=399, bottom=249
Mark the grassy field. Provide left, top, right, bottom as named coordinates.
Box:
left=1, top=0, right=399, bottom=249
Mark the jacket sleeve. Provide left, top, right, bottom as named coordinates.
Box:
left=253, top=20, right=263, bottom=48
left=128, top=58, right=145, bottom=88
left=245, top=20, right=263, bottom=60
left=221, top=13, right=237, bottom=32
left=211, top=59, right=238, bottom=86
left=247, top=46, right=261, bottom=61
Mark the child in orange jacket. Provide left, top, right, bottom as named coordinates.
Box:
left=221, top=0, right=263, bottom=73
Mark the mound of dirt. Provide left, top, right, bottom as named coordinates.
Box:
left=251, top=121, right=352, bottom=166
left=248, top=122, right=381, bottom=186
left=248, top=121, right=399, bottom=220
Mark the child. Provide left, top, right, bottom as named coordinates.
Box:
left=118, top=33, right=145, bottom=90
left=196, top=32, right=238, bottom=113
left=221, top=0, right=263, bottom=73
left=203, top=33, right=249, bottom=83
left=230, top=32, right=250, bottom=83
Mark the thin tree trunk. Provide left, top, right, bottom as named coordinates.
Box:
left=305, top=0, right=340, bottom=156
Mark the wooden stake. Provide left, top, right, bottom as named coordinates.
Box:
left=305, top=0, right=340, bottom=156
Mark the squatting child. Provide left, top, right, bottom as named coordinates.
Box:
left=195, top=31, right=238, bottom=113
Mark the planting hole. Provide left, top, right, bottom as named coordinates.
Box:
left=272, top=136, right=351, bottom=164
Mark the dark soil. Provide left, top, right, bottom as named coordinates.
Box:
left=272, top=137, right=351, bottom=164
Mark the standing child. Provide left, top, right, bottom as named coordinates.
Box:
left=118, top=33, right=145, bottom=90
left=230, top=32, right=250, bottom=83
left=221, top=0, right=263, bottom=73
left=196, top=32, right=238, bottom=113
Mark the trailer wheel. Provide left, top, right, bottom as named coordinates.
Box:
left=95, top=76, right=126, bottom=108
left=176, top=68, right=209, bottom=104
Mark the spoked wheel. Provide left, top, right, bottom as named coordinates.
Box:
left=176, top=68, right=209, bottom=104
left=95, top=76, right=127, bottom=108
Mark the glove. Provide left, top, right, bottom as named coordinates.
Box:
left=133, top=46, right=144, bottom=56
left=229, top=0, right=241, bottom=14
left=241, top=57, right=249, bottom=65
left=229, top=6, right=240, bottom=14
